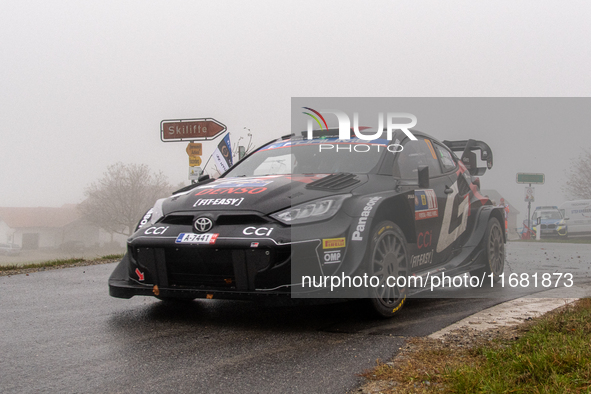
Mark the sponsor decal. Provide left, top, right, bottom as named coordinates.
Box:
left=415, top=189, right=439, bottom=220
left=323, top=250, right=342, bottom=264
left=138, top=209, right=153, bottom=229
left=242, top=227, right=274, bottom=236
left=391, top=296, right=406, bottom=313
left=411, top=250, right=434, bottom=268
left=135, top=268, right=145, bottom=281
left=175, top=233, right=219, bottom=244
left=195, top=187, right=267, bottom=195
left=417, top=231, right=432, bottom=249
left=436, top=181, right=470, bottom=253
left=193, top=198, right=245, bottom=207
left=322, top=237, right=346, bottom=249
left=352, top=197, right=382, bottom=241
left=197, top=177, right=275, bottom=189
left=424, top=140, right=437, bottom=159
left=144, top=226, right=169, bottom=235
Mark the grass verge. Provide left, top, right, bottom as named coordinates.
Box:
left=360, top=298, right=591, bottom=393
left=0, top=254, right=124, bottom=274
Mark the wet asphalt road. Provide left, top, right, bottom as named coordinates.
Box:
left=1, top=242, right=590, bottom=393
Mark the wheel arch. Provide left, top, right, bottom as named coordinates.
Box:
left=373, top=194, right=416, bottom=244
left=466, top=206, right=506, bottom=248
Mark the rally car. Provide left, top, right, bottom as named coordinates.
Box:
left=109, top=130, right=505, bottom=317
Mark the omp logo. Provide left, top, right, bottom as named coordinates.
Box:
left=302, top=107, right=418, bottom=141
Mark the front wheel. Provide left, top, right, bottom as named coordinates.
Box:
left=366, top=221, right=408, bottom=318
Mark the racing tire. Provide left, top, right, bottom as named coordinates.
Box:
left=366, top=221, right=408, bottom=318
left=472, top=217, right=505, bottom=283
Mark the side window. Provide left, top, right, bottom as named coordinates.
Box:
left=394, top=138, right=442, bottom=179
left=433, top=142, right=457, bottom=173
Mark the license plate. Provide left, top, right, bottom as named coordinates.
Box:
left=542, top=229, right=555, bottom=234
left=175, top=233, right=219, bottom=244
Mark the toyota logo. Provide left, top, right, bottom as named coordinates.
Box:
left=194, top=217, right=213, bottom=233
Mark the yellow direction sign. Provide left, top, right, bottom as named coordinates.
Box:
left=186, top=142, right=203, bottom=156
left=189, top=155, right=202, bottom=167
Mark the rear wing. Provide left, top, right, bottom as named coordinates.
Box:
left=442, top=139, right=493, bottom=176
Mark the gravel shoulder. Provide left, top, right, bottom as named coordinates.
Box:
left=0, top=258, right=120, bottom=277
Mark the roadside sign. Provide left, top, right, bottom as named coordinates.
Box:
left=186, top=142, right=202, bottom=156
left=516, top=173, right=545, bottom=184
left=525, top=186, right=535, bottom=202
left=161, top=118, right=226, bottom=142
left=189, top=166, right=202, bottom=180
left=189, top=156, right=202, bottom=167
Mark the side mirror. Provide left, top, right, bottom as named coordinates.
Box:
left=564, top=217, right=570, bottom=221
left=418, top=165, right=429, bottom=188
left=198, top=174, right=210, bottom=182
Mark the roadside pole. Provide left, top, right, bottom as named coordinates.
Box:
left=159, top=117, right=227, bottom=184
left=517, top=173, right=544, bottom=240
left=528, top=183, right=531, bottom=238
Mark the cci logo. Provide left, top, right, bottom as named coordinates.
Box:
left=302, top=107, right=418, bottom=141
left=243, top=227, right=273, bottom=236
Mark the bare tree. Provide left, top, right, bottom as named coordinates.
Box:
left=564, top=150, right=591, bottom=200
left=79, top=162, right=173, bottom=236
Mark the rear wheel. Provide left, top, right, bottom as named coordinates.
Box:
left=472, top=217, right=505, bottom=283
left=366, top=221, right=408, bottom=318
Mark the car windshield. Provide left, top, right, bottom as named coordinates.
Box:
left=539, top=211, right=562, bottom=220
left=224, top=138, right=390, bottom=177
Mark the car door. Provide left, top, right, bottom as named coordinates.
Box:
left=394, top=137, right=449, bottom=271
left=431, top=141, right=475, bottom=257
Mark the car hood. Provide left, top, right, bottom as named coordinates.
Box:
left=161, top=174, right=367, bottom=216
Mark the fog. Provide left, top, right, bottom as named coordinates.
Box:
left=2, top=0, right=591, bottom=227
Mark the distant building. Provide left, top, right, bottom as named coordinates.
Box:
left=480, top=190, right=521, bottom=238
left=0, top=204, right=122, bottom=249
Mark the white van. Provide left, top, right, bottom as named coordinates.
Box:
left=559, top=200, right=591, bottom=236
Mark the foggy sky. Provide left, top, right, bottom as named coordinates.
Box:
left=1, top=0, right=591, bottom=225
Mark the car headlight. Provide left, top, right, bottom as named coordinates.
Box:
left=271, top=194, right=350, bottom=225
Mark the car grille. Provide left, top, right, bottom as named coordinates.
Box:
left=166, top=248, right=237, bottom=288
left=159, top=214, right=270, bottom=227
left=131, top=246, right=291, bottom=291
left=541, top=224, right=556, bottom=230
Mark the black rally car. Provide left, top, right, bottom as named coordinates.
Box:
left=109, top=130, right=505, bottom=317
